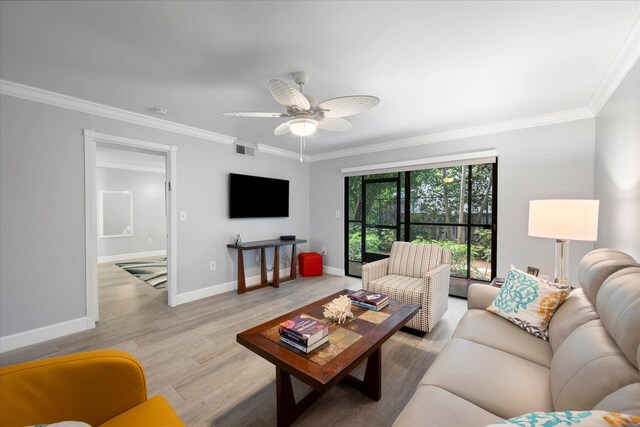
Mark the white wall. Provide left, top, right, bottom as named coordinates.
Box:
left=594, top=59, right=640, bottom=259
left=0, top=94, right=309, bottom=338
left=309, top=119, right=597, bottom=284
left=97, top=167, right=167, bottom=258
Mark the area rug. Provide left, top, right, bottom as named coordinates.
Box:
left=116, top=258, right=167, bottom=289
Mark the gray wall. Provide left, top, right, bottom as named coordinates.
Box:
left=309, top=119, right=596, bottom=284
left=594, top=59, right=640, bottom=259
left=0, top=94, right=309, bottom=337
left=6, top=75, right=635, bottom=339
left=97, top=167, right=167, bottom=258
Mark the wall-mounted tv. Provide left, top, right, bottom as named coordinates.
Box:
left=229, top=173, right=289, bottom=218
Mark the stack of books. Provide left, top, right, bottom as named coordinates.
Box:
left=279, top=315, right=329, bottom=353
left=348, top=289, right=389, bottom=311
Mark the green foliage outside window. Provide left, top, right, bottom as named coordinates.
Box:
left=347, top=164, right=494, bottom=281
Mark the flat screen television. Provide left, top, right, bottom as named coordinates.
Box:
left=229, top=173, right=289, bottom=218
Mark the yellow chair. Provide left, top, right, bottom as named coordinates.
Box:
left=0, top=350, right=184, bottom=427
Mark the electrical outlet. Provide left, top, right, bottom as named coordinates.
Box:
left=321, top=247, right=327, bottom=255
left=147, top=237, right=152, bottom=244
left=209, top=261, right=216, bottom=271
left=179, top=211, right=187, bottom=221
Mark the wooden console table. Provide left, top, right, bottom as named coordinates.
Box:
left=227, top=239, right=307, bottom=294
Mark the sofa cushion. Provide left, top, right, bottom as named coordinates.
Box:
left=467, top=283, right=500, bottom=310
left=419, top=338, right=553, bottom=419
left=487, top=266, right=569, bottom=340
left=596, top=267, right=640, bottom=368
left=388, top=242, right=442, bottom=278
left=392, top=385, right=503, bottom=427
left=98, top=396, right=184, bottom=427
left=548, top=288, right=599, bottom=353
left=577, top=249, right=638, bottom=304
left=453, top=309, right=553, bottom=367
left=369, top=275, right=424, bottom=306
left=550, top=319, right=640, bottom=411
left=593, top=383, right=640, bottom=416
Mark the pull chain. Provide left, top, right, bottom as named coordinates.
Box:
left=303, top=122, right=307, bottom=150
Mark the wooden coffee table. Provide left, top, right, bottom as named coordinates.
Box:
left=236, top=289, right=419, bottom=427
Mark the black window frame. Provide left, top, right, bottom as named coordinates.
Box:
left=344, top=160, right=498, bottom=283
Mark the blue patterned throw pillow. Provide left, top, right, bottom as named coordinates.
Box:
left=485, top=410, right=640, bottom=426
left=487, top=266, right=570, bottom=340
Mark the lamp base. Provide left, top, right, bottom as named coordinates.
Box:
left=555, top=239, right=570, bottom=286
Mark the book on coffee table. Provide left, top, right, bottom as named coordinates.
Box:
left=351, top=299, right=389, bottom=311
left=279, top=315, right=328, bottom=346
left=280, top=335, right=329, bottom=353
left=348, top=289, right=389, bottom=311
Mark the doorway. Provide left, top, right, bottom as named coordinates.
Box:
left=362, top=176, right=401, bottom=263
left=84, top=130, right=178, bottom=324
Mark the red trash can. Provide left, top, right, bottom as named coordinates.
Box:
left=299, top=252, right=323, bottom=277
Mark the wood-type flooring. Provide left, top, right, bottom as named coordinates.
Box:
left=1, top=260, right=467, bottom=426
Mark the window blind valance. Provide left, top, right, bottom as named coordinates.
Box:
left=340, top=150, right=497, bottom=177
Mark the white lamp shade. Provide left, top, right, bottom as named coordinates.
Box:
left=528, top=199, right=599, bottom=241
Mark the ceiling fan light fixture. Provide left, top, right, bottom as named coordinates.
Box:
left=288, top=118, right=318, bottom=137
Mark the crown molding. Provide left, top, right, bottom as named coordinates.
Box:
left=588, top=16, right=640, bottom=116
left=0, top=78, right=606, bottom=163
left=0, top=80, right=236, bottom=145
left=257, top=143, right=310, bottom=162
left=308, top=107, right=593, bottom=162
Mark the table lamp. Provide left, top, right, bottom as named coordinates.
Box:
left=528, top=199, right=599, bottom=285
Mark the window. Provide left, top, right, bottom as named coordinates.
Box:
left=345, top=162, right=497, bottom=296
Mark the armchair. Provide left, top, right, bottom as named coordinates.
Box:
left=362, top=241, right=451, bottom=332
left=0, top=350, right=184, bottom=427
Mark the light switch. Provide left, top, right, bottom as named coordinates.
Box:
left=335, top=210, right=341, bottom=218
left=180, top=211, right=187, bottom=221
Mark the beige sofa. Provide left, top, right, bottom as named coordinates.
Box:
left=393, top=248, right=640, bottom=426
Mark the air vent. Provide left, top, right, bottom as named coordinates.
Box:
left=235, top=142, right=255, bottom=157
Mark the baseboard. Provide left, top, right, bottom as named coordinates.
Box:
left=323, top=266, right=345, bottom=276
left=173, top=281, right=235, bottom=305
left=174, top=267, right=293, bottom=306
left=98, top=250, right=167, bottom=263
left=0, top=317, right=95, bottom=353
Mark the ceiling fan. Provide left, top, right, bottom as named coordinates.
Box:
left=223, top=71, right=379, bottom=160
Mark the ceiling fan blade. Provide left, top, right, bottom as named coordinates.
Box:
left=316, top=95, right=380, bottom=118
left=318, top=117, right=353, bottom=132
left=269, top=79, right=311, bottom=110
left=274, top=122, right=290, bottom=136
left=223, top=112, right=287, bottom=118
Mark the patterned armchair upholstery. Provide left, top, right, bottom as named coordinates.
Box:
left=362, top=241, right=451, bottom=332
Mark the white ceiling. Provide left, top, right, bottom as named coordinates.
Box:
left=1, top=1, right=639, bottom=155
